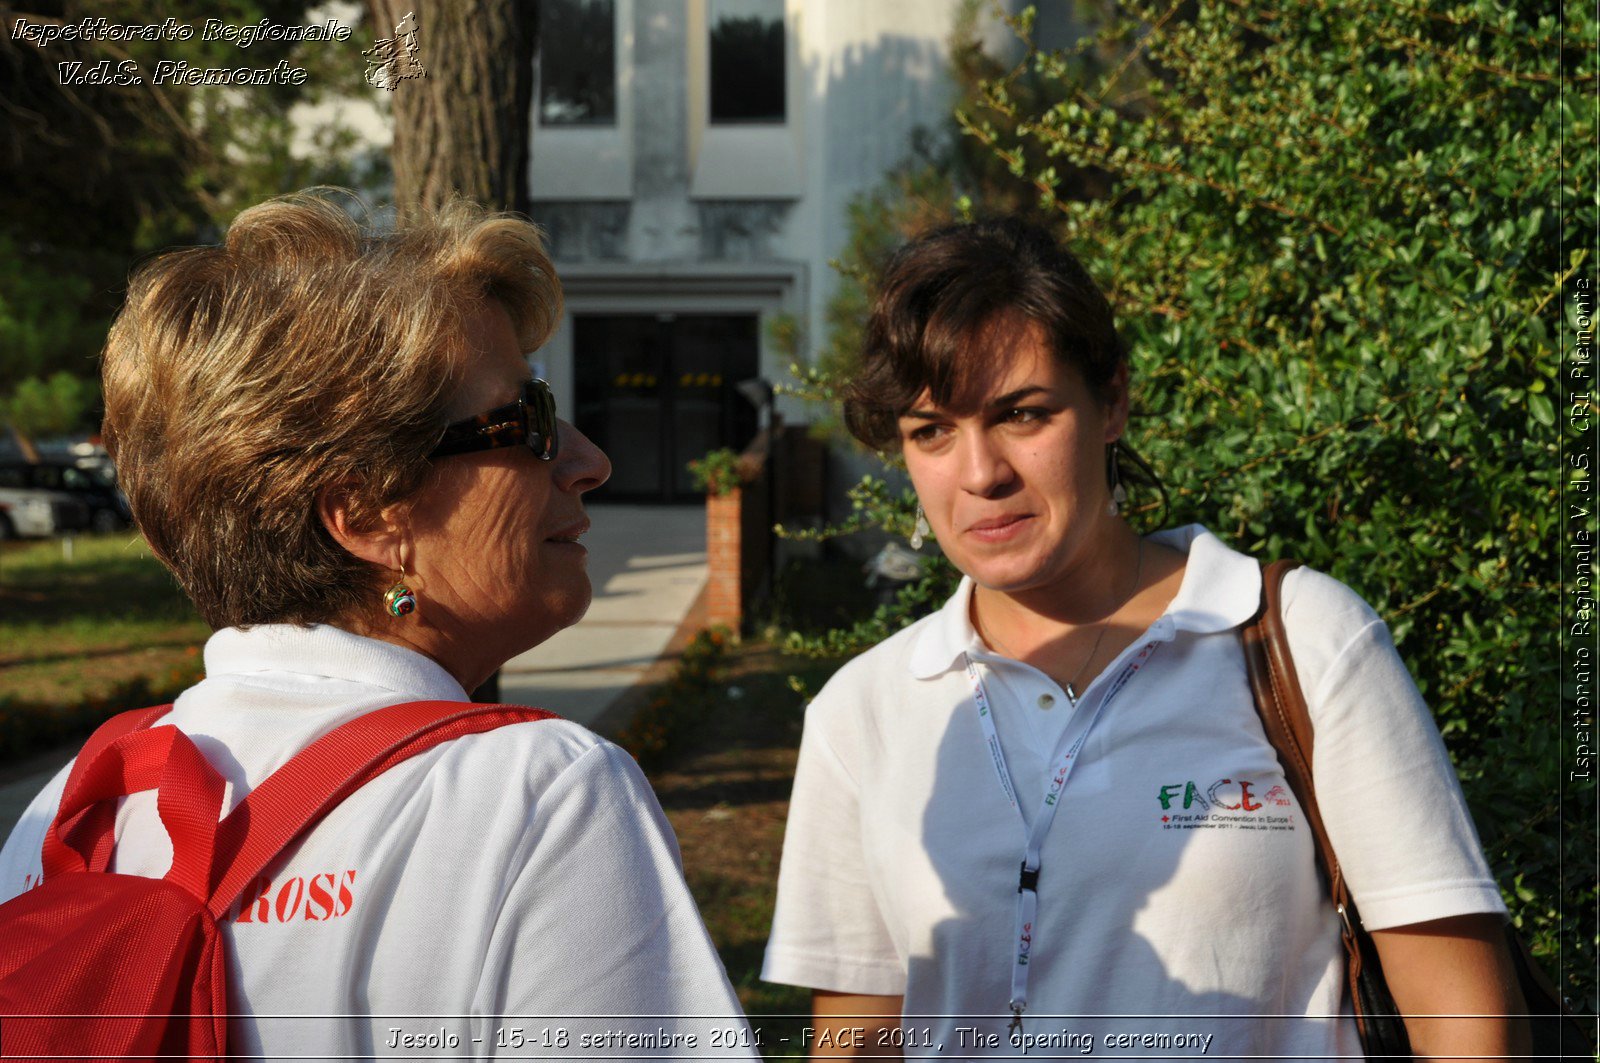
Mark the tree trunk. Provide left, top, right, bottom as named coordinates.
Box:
left=367, top=1, right=538, bottom=215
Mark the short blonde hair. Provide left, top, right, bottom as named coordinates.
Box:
left=102, top=190, right=561, bottom=629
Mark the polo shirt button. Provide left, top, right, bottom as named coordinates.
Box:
left=1037, top=693, right=1055, bottom=710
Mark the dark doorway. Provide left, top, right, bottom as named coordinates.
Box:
left=573, top=314, right=760, bottom=501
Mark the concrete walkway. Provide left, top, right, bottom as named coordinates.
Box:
left=0, top=502, right=707, bottom=841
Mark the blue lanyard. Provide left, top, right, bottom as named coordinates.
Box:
left=963, top=640, right=1161, bottom=1033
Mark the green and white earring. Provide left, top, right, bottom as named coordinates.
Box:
left=384, top=571, right=418, bottom=618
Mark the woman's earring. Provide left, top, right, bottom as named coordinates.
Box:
left=384, top=571, right=418, bottom=618
left=1107, top=443, right=1127, bottom=517
left=910, top=504, right=930, bottom=550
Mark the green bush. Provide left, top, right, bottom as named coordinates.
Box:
left=2, top=371, right=99, bottom=439
left=615, top=627, right=734, bottom=768
left=688, top=448, right=746, bottom=496
left=798, top=0, right=1596, bottom=1010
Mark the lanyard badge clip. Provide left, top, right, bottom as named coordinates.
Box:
left=1011, top=862, right=1039, bottom=1037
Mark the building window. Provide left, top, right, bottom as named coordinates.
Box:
left=539, top=0, right=616, bottom=125
left=708, top=0, right=784, bottom=124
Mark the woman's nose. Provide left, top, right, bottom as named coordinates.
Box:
left=555, top=419, right=611, bottom=494
left=958, top=429, right=1015, bottom=497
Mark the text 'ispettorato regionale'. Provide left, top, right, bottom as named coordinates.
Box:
left=11, top=16, right=352, bottom=87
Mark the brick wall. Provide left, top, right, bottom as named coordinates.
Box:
left=706, top=489, right=744, bottom=629
left=703, top=422, right=827, bottom=632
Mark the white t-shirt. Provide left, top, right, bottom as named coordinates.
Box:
left=762, top=526, right=1504, bottom=1060
left=1, top=624, right=758, bottom=1060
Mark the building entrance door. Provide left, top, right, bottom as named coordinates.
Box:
left=573, top=314, right=760, bottom=502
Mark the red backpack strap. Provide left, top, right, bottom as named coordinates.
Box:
left=45, top=705, right=175, bottom=876
left=58, top=705, right=175, bottom=800
left=206, top=701, right=557, bottom=918
left=42, top=724, right=226, bottom=901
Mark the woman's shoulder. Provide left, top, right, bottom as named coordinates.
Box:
left=415, top=715, right=641, bottom=798
left=792, top=606, right=969, bottom=764
left=812, top=607, right=950, bottom=698
left=346, top=716, right=667, bottom=875
left=1275, top=564, right=1408, bottom=714
left=1279, top=565, right=1385, bottom=642
left=1166, top=523, right=1384, bottom=641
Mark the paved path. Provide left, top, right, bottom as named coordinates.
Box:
left=0, top=503, right=707, bottom=841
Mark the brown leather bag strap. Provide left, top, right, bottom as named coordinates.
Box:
left=1240, top=560, right=1361, bottom=940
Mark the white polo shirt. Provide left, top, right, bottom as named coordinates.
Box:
left=1, top=624, right=757, bottom=1060
left=763, top=525, right=1504, bottom=1060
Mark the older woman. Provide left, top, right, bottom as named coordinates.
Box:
left=0, top=192, right=754, bottom=1057
left=762, top=218, right=1527, bottom=1059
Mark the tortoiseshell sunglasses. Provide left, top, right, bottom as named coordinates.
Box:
left=428, top=378, right=559, bottom=461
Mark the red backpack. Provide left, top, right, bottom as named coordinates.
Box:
left=0, top=700, right=554, bottom=1060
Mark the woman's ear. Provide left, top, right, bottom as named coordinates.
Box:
left=317, top=480, right=406, bottom=572
left=1104, top=363, right=1132, bottom=443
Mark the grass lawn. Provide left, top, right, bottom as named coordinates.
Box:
left=0, top=532, right=208, bottom=763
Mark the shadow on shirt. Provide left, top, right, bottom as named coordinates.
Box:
left=903, top=661, right=1351, bottom=1061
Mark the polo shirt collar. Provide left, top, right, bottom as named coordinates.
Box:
left=203, top=623, right=471, bottom=701
left=907, top=578, right=984, bottom=679
left=906, top=524, right=1262, bottom=679
left=1148, top=524, right=1263, bottom=636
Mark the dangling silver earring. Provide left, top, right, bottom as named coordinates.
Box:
left=910, top=504, right=930, bottom=550
left=1107, top=443, right=1127, bottom=517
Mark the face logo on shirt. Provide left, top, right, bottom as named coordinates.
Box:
left=1155, top=778, right=1296, bottom=831
left=232, top=870, right=358, bottom=923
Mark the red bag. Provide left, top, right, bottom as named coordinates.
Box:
left=0, top=700, right=554, bottom=1061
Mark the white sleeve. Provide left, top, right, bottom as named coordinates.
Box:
left=0, top=765, right=71, bottom=902
left=472, top=741, right=758, bottom=1059
left=1283, top=568, right=1506, bottom=931
left=761, top=687, right=904, bottom=995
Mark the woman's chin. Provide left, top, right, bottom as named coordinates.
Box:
left=537, top=582, right=595, bottom=637
left=957, top=550, right=1056, bottom=596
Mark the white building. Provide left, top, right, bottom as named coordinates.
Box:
left=527, top=0, right=1035, bottom=501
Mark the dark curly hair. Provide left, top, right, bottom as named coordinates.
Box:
left=842, top=216, right=1162, bottom=508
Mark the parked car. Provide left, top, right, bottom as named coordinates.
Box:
left=0, top=463, right=103, bottom=538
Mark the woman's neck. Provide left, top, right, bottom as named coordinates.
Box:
left=970, top=526, right=1187, bottom=686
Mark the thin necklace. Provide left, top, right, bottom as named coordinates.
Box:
left=981, top=539, right=1146, bottom=706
